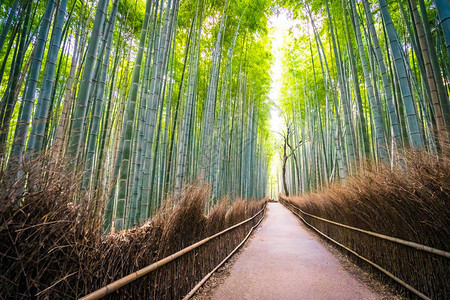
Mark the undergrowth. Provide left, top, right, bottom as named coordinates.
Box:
left=0, top=157, right=266, bottom=299
left=281, top=149, right=449, bottom=299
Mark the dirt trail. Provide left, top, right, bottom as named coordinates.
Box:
left=209, top=202, right=393, bottom=300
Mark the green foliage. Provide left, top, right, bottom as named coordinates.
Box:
left=278, top=0, right=447, bottom=195
left=0, top=0, right=446, bottom=231
left=0, top=0, right=275, bottom=231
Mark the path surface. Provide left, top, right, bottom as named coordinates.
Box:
left=211, top=202, right=386, bottom=300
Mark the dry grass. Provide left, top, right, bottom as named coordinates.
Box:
left=0, top=158, right=266, bottom=299
left=281, top=149, right=450, bottom=299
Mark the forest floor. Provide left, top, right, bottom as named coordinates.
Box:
left=192, top=202, right=399, bottom=300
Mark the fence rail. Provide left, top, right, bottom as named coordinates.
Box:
left=280, top=197, right=450, bottom=300
left=282, top=200, right=450, bottom=258
left=80, top=205, right=266, bottom=300
left=183, top=206, right=267, bottom=300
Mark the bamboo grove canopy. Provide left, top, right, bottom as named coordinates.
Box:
left=0, top=0, right=449, bottom=230
left=278, top=0, right=450, bottom=195
left=0, top=0, right=273, bottom=232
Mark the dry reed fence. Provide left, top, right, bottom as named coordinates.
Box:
left=281, top=150, right=449, bottom=299
left=0, top=157, right=267, bottom=299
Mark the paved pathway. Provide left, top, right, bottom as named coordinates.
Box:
left=211, top=202, right=385, bottom=300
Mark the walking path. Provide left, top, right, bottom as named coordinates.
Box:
left=211, top=202, right=388, bottom=300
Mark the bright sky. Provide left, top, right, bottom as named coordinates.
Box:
left=268, top=11, right=288, bottom=135
left=267, top=9, right=295, bottom=198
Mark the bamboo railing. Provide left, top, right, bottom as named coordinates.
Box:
left=280, top=198, right=450, bottom=300
left=80, top=205, right=266, bottom=300
left=183, top=206, right=267, bottom=299
left=282, top=200, right=450, bottom=258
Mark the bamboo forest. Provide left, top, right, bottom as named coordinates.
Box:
left=0, top=0, right=449, bottom=299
